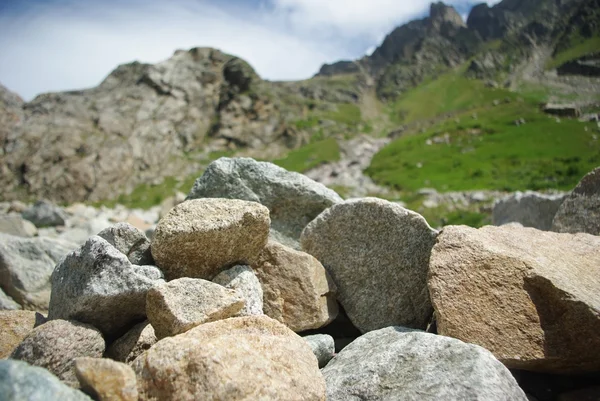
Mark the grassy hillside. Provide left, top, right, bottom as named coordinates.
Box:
left=547, top=36, right=600, bottom=69
left=367, top=71, right=600, bottom=192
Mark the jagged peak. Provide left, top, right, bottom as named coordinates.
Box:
left=429, top=2, right=466, bottom=29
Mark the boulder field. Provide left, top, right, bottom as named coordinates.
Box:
left=1, top=158, right=599, bottom=400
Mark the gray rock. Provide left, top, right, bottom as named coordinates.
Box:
left=301, top=198, right=437, bottom=333
left=48, top=236, right=164, bottom=338
left=303, top=334, right=335, bottom=368
left=0, top=360, right=92, bottom=401
left=322, top=327, right=527, bottom=401
left=151, top=198, right=270, bottom=280
left=212, top=265, right=263, bottom=316
left=0, top=287, right=21, bottom=310
left=493, top=191, right=567, bottom=230
left=10, top=319, right=105, bottom=387
left=146, top=278, right=245, bottom=339
left=0, top=214, right=37, bottom=237
left=97, top=223, right=154, bottom=265
left=187, top=157, right=342, bottom=249
left=22, top=200, right=68, bottom=227
left=105, top=321, right=157, bottom=364
left=0, top=233, right=77, bottom=310
left=552, top=167, right=600, bottom=235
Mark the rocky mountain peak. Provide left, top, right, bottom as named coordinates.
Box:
left=429, top=2, right=466, bottom=30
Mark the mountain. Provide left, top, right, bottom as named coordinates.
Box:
left=1, top=0, right=599, bottom=205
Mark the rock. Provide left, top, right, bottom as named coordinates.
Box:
left=552, top=167, right=600, bottom=235
left=105, top=321, right=157, bottom=364
left=303, top=334, right=335, bottom=368
left=97, top=223, right=154, bottom=265
left=187, top=157, right=342, bottom=249
left=429, top=225, right=600, bottom=373
left=74, top=357, right=138, bottom=401
left=0, top=360, right=92, bottom=401
left=301, top=198, right=437, bottom=333
left=252, top=240, right=338, bottom=332
left=133, top=315, right=325, bottom=401
left=48, top=236, right=164, bottom=338
left=0, top=214, right=37, bottom=237
left=10, top=319, right=105, bottom=387
left=322, top=327, right=527, bottom=401
left=212, top=265, right=263, bottom=316
left=8, top=200, right=28, bottom=214
left=22, top=200, right=68, bottom=227
left=0, top=287, right=21, bottom=310
left=146, top=278, right=245, bottom=339
left=151, top=198, right=270, bottom=280
left=493, top=191, right=567, bottom=230
left=0, top=310, right=41, bottom=358
left=0, top=233, right=77, bottom=310
left=159, top=191, right=186, bottom=218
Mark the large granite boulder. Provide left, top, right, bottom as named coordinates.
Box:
left=0, top=233, right=77, bottom=310
left=301, top=198, right=437, bottom=333
left=187, top=157, right=342, bottom=249
left=322, top=327, right=527, bottom=400
left=493, top=191, right=567, bottom=230
left=252, top=240, right=338, bottom=332
left=552, top=167, right=600, bottom=235
left=10, top=319, right=105, bottom=387
left=146, top=278, right=245, bottom=339
left=0, top=360, right=92, bottom=401
left=151, top=198, right=270, bottom=280
left=48, top=236, right=164, bottom=338
left=133, top=315, right=326, bottom=401
left=212, top=265, right=264, bottom=316
left=429, top=225, right=600, bottom=373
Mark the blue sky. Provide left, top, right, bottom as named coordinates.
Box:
left=0, top=0, right=499, bottom=100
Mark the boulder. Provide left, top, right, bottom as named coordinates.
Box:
left=0, top=360, right=92, bottom=401
left=187, top=157, right=342, bottom=249
left=0, top=287, right=21, bottom=310
left=133, top=315, right=325, bottom=401
left=0, top=214, right=37, bottom=237
left=212, top=265, right=264, bottom=316
left=22, top=200, right=68, bottom=227
left=97, top=223, right=154, bottom=265
left=301, top=198, right=437, bottom=333
left=10, top=319, right=105, bottom=387
left=252, top=241, right=338, bottom=332
left=0, top=233, right=77, bottom=310
left=74, top=358, right=138, bottom=401
left=105, top=321, right=157, bottom=364
left=303, top=334, right=335, bottom=368
left=493, top=191, right=567, bottom=230
left=322, top=327, right=527, bottom=401
left=151, top=198, right=270, bottom=280
left=429, top=225, right=600, bottom=373
left=48, top=236, right=164, bottom=338
left=0, top=310, right=41, bottom=358
left=146, top=278, right=245, bottom=339
left=552, top=167, right=600, bottom=235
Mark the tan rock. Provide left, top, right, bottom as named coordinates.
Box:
left=252, top=241, right=338, bottom=332
left=151, top=199, right=270, bottom=280
left=429, top=225, right=600, bottom=373
left=10, top=319, right=105, bottom=387
left=133, top=315, right=326, bottom=401
left=146, top=278, right=245, bottom=339
left=105, top=321, right=157, bottom=364
left=75, top=357, right=138, bottom=401
left=0, top=310, right=41, bottom=358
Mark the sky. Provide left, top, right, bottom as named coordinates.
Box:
left=0, top=0, right=500, bottom=101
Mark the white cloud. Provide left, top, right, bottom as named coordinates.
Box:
left=0, top=0, right=502, bottom=101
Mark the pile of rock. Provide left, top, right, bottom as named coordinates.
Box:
left=1, top=158, right=599, bottom=400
